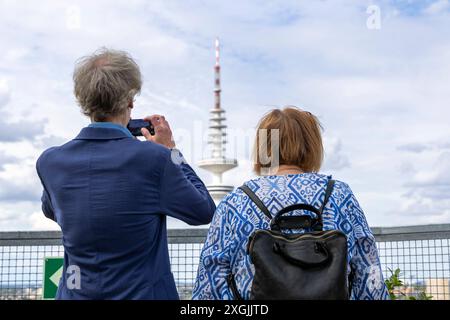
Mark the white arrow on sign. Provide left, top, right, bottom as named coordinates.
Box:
left=49, top=266, right=63, bottom=287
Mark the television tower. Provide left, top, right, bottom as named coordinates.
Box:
left=197, top=38, right=238, bottom=203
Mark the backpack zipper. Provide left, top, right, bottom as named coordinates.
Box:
left=247, top=229, right=344, bottom=254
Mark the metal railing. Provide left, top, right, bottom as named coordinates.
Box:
left=0, top=224, right=449, bottom=300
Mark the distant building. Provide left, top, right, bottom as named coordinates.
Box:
left=176, top=283, right=194, bottom=300
left=426, top=278, right=449, bottom=300
left=0, top=286, right=41, bottom=300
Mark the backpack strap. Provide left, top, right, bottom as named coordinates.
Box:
left=240, top=179, right=335, bottom=230
left=239, top=184, right=272, bottom=221
left=314, top=179, right=335, bottom=231
left=320, top=178, right=335, bottom=214
left=227, top=273, right=243, bottom=300
left=229, top=184, right=270, bottom=301
left=270, top=178, right=335, bottom=231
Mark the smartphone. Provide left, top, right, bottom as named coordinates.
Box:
left=127, top=119, right=155, bottom=136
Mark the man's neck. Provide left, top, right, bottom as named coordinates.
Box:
left=92, top=116, right=128, bottom=127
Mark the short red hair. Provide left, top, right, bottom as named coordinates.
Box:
left=253, top=106, right=324, bottom=174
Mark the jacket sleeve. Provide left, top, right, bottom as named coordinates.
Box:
left=159, top=149, right=216, bottom=225
left=40, top=189, right=56, bottom=221
left=192, top=198, right=233, bottom=300
left=36, top=157, right=56, bottom=222
left=344, top=186, right=390, bottom=300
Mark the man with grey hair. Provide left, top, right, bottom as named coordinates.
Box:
left=35, top=48, right=216, bottom=300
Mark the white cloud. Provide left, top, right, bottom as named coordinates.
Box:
left=0, top=151, right=18, bottom=170
left=322, top=137, right=351, bottom=171
left=0, top=79, right=10, bottom=107
left=0, top=202, right=45, bottom=231
left=29, top=210, right=60, bottom=231
left=424, top=0, right=450, bottom=15
left=0, top=161, right=42, bottom=202
left=397, top=143, right=431, bottom=153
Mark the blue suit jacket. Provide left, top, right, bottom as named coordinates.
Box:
left=36, top=125, right=216, bottom=300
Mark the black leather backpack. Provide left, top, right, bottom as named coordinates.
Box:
left=227, top=179, right=351, bottom=300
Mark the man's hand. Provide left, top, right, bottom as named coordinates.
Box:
left=141, top=115, right=176, bottom=149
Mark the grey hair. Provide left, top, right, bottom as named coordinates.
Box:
left=73, top=48, right=142, bottom=121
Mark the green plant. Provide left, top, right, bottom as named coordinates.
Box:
left=384, top=268, right=432, bottom=300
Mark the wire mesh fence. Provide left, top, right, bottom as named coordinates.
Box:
left=374, top=225, right=450, bottom=300
left=377, top=239, right=450, bottom=299
left=0, top=225, right=449, bottom=300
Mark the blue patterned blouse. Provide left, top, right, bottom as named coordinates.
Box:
left=192, top=173, right=390, bottom=300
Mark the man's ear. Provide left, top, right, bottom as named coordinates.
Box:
left=128, top=100, right=134, bottom=109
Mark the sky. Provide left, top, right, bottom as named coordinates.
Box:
left=0, top=0, right=449, bottom=231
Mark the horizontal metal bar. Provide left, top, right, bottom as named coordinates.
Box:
left=0, top=229, right=209, bottom=246
left=0, top=231, right=62, bottom=246
left=372, top=224, right=450, bottom=242
left=0, top=239, right=62, bottom=246
left=167, top=228, right=208, bottom=239
left=0, top=231, right=62, bottom=240
left=1, top=224, right=449, bottom=246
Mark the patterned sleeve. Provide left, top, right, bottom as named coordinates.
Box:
left=192, top=196, right=234, bottom=300
left=342, top=184, right=390, bottom=300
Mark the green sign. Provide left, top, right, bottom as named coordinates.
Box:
left=42, top=257, right=64, bottom=299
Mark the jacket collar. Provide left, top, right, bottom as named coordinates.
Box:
left=74, top=126, right=133, bottom=140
